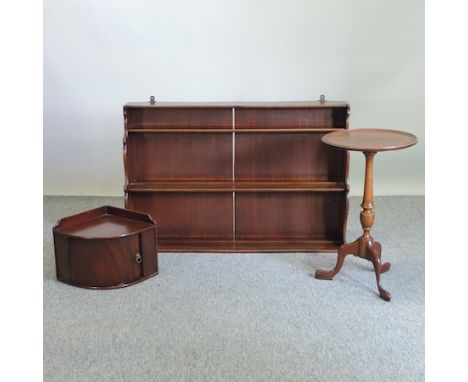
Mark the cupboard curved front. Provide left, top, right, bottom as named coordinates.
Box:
left=53, top=206, right=158, bottom=289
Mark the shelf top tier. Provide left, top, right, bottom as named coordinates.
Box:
left=124, top=101, right=349, bottom=109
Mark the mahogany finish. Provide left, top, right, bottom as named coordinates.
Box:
left=53, top=206, right=158, bottom=289
left=235, top=132, right=346, bottom=181
left=127, top=192, right=233, bottom=240
left=126, top=132, right=232, bottom=181
left=235, top=107, right=347, bottom=129
left=123, top=101, right=350, bottom=252
left=236, top=192, right=346, bottom=240
left=316, top=129, right=417, bottom=301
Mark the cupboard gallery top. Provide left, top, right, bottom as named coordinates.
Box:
left=123, top=100, right=350, bottom=252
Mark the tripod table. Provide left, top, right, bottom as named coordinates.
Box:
left=315, top=129, right=417, bottom=301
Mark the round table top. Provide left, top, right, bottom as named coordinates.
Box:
left=321, top=128, right=417, bottom=152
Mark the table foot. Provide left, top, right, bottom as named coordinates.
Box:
left=315, top=241, right=358, bottom=280
left=378, top=287, right=391, bottom=301
left=381, top=262, right=391, bottom=273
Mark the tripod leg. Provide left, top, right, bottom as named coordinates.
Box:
left=315, top=241, right=358, bottom=280
left=368, top=242, right=391, bottom=301
left=373, top=242, right=391, bottom=273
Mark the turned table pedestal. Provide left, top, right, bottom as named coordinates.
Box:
left=315, top=129, right=417, bottom=301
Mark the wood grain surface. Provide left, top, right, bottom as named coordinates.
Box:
left=124, top=102, right=350, bottom=252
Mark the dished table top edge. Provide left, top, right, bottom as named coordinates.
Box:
left=322, top=128, right=418, bottom=152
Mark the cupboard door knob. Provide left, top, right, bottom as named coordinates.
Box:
left=135, top=253, right=142, bottom=263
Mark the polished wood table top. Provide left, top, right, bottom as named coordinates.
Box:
left=322, top=128, right=417, bottom=152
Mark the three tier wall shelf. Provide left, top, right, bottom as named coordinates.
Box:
left=123, top=100, right=350, bottom=252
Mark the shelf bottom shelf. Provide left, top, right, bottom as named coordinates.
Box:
left=158, top=239, right=343, bottom=253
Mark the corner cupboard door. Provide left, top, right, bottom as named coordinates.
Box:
left=67, top=235, right=142, bottom=288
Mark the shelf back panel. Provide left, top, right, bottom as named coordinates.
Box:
left=236, top=191, right=346, bottom=241
left=235, top=132, right=346, bottom=181
left=125, top=107, right=232, bottom=129
left=126, top=132, right=233, bottom=181
left=235, top=107, right=347, bottom=129
left=127, top=192, right=233, bottom=240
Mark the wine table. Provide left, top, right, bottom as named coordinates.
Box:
left=315, top=129, right=417, bottom=301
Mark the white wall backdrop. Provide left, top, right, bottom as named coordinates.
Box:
left=44, top=0, right=424, bottom=196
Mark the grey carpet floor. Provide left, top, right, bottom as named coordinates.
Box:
left=44, top=196, right=424, bottom=382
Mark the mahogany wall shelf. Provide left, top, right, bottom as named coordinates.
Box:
left=123, top=101, right=350, bottom=252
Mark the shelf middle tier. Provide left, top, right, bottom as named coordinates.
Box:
left=126, top=180, right=348, bottom=192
